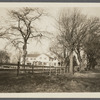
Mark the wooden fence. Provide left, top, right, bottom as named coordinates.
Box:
left=0, top=63, right=66, bottom=75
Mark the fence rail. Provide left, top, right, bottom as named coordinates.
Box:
left=0, top=63, right=66, bottom=75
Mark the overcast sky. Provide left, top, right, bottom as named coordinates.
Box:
left=0, top=3, right=100, bottom=55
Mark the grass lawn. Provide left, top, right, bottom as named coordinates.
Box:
left=0, top=69, right=100, bottom=92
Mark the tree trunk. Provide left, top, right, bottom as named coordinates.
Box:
left=23, top=42, right=27, bottom=73
left=63, top=46, right=66, bottom=58
left=69, top=50, right=74, bottom=74
left=77, top=51, right=82, bottom=70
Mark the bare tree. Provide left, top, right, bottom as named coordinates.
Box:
left=55, top=8, right=89, bottom=74
left=8, top=7, right=47, bottom=72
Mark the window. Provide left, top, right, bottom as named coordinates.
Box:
left=54, top=63, right=56, bottom=66
left=49, top=63, right=51, bottom=66
left=30, top=58, right=33, bottom=60
left=54, top=57, right=56, bottom=60
left=34, top=58, right=36, bottom=60
left=27, top=63, right=31, bottom=65
left=38, top=62, right=42, bottom=65
left=49, top=58, right=53, bottom=61
left=33, top=62, right=35, bottom=65
left=43, top=62, right=47, bottom=65
left=36, top=61, right=39, bottom=65
left=35, top=62, right=37, bottom=65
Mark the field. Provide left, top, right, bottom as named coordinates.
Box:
left=0, top=68, right=100, bottom=92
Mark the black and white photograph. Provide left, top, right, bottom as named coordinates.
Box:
left=0, top=3, right=100, bottom=96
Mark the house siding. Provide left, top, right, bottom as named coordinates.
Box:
left=21, top=53, right=59, bottom=67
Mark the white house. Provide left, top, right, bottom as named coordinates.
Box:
left=23, top=53, right=60, bottom=67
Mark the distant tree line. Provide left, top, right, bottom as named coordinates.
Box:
left=0, top=50, right=10, bottom=63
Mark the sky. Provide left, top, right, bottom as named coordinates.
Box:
left=0, top=3, right=100, bottom=55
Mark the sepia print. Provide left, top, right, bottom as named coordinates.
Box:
left=0, top=3, right=100, bottom=97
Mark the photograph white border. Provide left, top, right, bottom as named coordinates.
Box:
left=0, top=2, right=99, bottom=98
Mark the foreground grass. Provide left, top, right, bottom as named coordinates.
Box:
left=0, top=70, right=100, bottom=92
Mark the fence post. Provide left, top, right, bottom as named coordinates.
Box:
left=32, top=64, right=34, bottom=74
left=60, top=67, right=61, bottom=74
left=49, top=66, right=51, bottom=76
left=17, top=61, right=20, bottom=76
left=56, top=67, right=57, bottom=75
left=43, top=66, right=44, bottom=73
left=42, top=66, right=44, bottom=76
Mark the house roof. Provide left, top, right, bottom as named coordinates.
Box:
left=27, top=54, right=40, bottom=57
left=44, top=54, right=54, bottom=59
left=27, top=53, right=54, bottom=59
